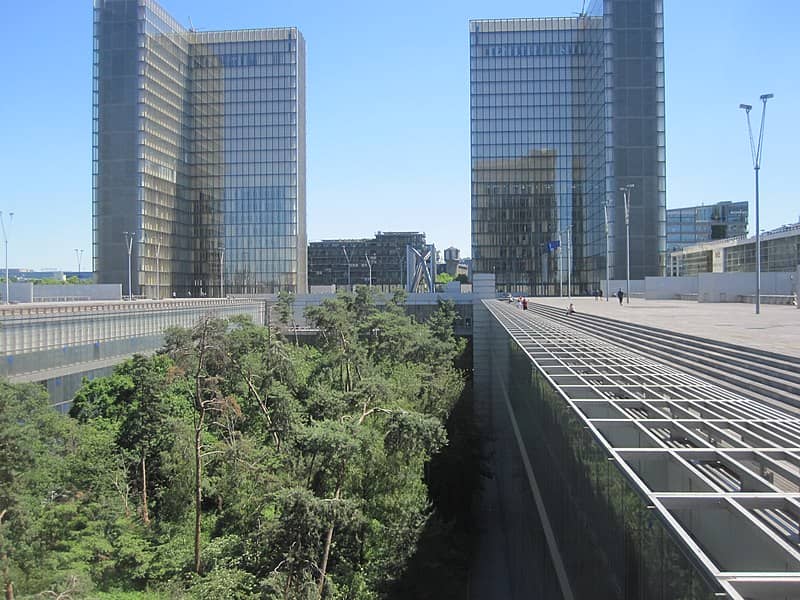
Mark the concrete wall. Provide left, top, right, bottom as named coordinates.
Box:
left=0, top=282, right=34, bottom=303
left=1, top=283, right=122, bottom=303
left=698, top=272, right=795, bottom=302
left=602, top=279, right=645, bottom=298
left=645, top=276, right=698, bottom=300
left=33, top=284, right=122, bottom=301
left=643, top=271, right=799, bottom=302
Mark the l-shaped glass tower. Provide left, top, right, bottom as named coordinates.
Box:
left=93, top=0, right=307, bottom=297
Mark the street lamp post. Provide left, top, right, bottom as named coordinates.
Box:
left=566, top=228, right=572, bottom=300
left=0, top=212, right=13, bottom=304
left=74, top=248, right=83, bottom=279
left=619, top=184, right=634, bottom=304
left=740, top=93, right=774, bottom=315
left=603, top=201, right=610, bottom=302
left=123, top=231, right=135, bottom=301
left=219, top=246, right=225, bottom=298
left=155, top=243, right=161, bottom=300
left=365, top=254, right=373, bottom=288
left=560, top=232, right=564, bottom=297
left=342, top=246, right=351, bottom=291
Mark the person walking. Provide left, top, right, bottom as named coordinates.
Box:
left=617, top=288, right=624, bottom=305
left=522, top=298, right=528, bottom=310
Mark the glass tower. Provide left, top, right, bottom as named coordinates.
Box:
left=470, top=0, right=665, bottom=294
left=93, top=0, right=306, bottom=297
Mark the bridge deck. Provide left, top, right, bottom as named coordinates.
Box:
left=528, top=296, right=800, bottom=359
left=486, top=299, right=800, bottom=600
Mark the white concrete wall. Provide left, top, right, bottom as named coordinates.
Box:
left=602, top=279, right=645, bottom=298
left=644, top=276, right=698, bottom=300
left=698, top=272, right=795, bottom=302
left=32, top=284, right=122, bottom=301
left=1, top=282, right=34, bottom=303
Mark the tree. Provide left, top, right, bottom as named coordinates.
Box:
left=275, top=291, right=299, bottom=345
left=165, top=317, right=231, bottom=575
left=71, top=354, right=188, bottom=526
left=435, top=272, right=454, bottom=285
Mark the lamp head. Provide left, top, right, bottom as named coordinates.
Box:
left=739, top=103, right=752, bottom=111
left=760, top=93, right=774, bottom=101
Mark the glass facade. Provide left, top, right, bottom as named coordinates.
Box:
left=666, top=201, right=748, bottom=251
left=470, top=1, right=665, bottom=294
left=93, top=0, right=306, bottom=297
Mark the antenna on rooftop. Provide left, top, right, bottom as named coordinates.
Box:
left=572, top=0, right=590, bottom=22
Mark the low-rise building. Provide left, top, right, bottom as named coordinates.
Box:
left=669, top=221, right=800, bottom=276
left=308, top=232, right=426, bottom=292
left=667, top=201, right=748, bottom=252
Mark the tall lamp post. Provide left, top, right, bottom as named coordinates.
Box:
left=342, top=246, right=351, bottom=291
left=566, top=227, right=572, bottom=300
left=154, top=243, right=161, bottom=300
left=123, top=231, right=136, bottom=301
left=365, top=254, right=373, bottom=288
left=740, top=93, right=774, bottom=315
left=0, top=212, right=13, bottom=304
left=603, top=201, right=611, bottom=302
left=219, top=245, right=225, bottom=298
left=74, top=248, right=83, bottom=279
left=558, top=231, right=563, bottom=297
left=619, top=184, right=634, bottom=304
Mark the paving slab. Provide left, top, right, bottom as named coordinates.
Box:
left=528, top=297, right=800, bottom=360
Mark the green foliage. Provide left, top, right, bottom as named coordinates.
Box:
left=275, top=290, right=295, bottom=327
left=0, top=289, right=471, bottom=598
left=435, top=272, right=454, bottom=284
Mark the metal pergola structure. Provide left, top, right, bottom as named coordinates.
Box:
left=486, top=300, right=800, bottom=600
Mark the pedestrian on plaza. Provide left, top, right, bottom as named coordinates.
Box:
left=599, top=288, right=604, bottom=300
left=566, top=303, right=576, bottom=316
left=522, top=298, right=528, bottom=310
left=617, top=288, right=624, bottom=305
left=517, top=297, right=522, bottom=309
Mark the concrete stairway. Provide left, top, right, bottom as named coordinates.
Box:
left=524, top=302, right=800, bottom=411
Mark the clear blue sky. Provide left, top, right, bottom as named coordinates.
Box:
left=1, top=1, right=798, bottom=270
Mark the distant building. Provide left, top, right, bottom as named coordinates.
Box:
left=667, top=201, right=748, bottom=251
left=442, top=246, right=468, bottom=278
left=669, top=220, right=800, bottom=276
left=308, top=232, right=426, bottom=291
left=93, top=0, right=306, bottom=298
left=443, top=247, right=460, bottom=262
left=9, top=269, right=66, bottom=282
left=64, top=271, right=95, bottom=282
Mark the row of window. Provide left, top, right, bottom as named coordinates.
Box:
left=472, top=106, right=603, bottom=120
left=472, top=115, right=604, bottom=130
left=471, top=69, right=602, bottom=85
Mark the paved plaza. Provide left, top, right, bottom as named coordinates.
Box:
left=530, top=297, right=800, bottom=359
